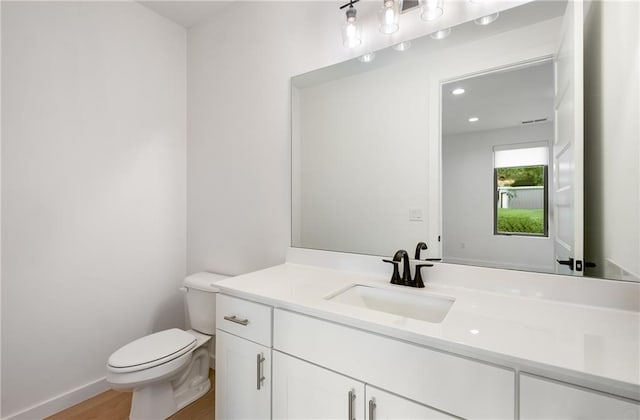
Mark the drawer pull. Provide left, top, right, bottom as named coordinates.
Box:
left=223, top=315, right=249, bottom=326
left=256, top=353, right=266, bottom=390
left=368, top=398, right=376, bottom=420
left=348, top=390, right=355, bottom=420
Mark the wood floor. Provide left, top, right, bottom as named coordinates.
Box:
left=46, top=370, right=215, bottom=420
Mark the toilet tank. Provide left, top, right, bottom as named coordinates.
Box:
left=183, top=272, right=229, bottom=335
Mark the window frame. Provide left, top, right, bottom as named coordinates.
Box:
left=493, top=164, right=549, bottom=237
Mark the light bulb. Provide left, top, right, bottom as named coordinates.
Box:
left=419, top=0, right=444, bottom=21
left=384, top=8, right=395, bottom=24
left=378, top=0, right=402, bottom=34
left=342, top=7, right=362, bottom=48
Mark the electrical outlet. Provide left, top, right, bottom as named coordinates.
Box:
left=409, top=207, right=423, bottom=221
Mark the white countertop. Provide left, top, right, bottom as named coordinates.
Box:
left=214, top=262, right=640, bottom=400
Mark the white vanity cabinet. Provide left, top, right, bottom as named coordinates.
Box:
left=215, top=295, right=273, bottom=420
left=365, top=386, right=457, bottom=420
left=214, top=292, right=639, bottom=420
left=273, top=309, right=515, bottom=419
left=215, top=331, right=271, bottom=420
left=520, top=373, right=640, bottom=420
left=272, top=351, right=365, bottom=420
left=272, top=351, right=455, bottom=420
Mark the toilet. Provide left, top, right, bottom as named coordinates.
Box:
left=106, top=272, right=228, bottom=420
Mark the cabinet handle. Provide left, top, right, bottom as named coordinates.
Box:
left=256, top=353, right=265, bottom=390
left=368, top=398, right=376, bottom=420
left=224, top=315, right=249, bottom=326
left=348, top=390, right=355, bottom=420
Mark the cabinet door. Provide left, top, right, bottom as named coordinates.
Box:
left=273, top=351, right=365, bottom=420
left=215, top=330, right=271, bottom=420
left=520, top=373, right=639, bottom=420
left=365, top=386, right=457, bottom=420
left=275, top=309, right=514, bottom=419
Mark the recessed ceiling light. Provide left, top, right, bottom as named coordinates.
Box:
left=452, top=88, right=465, bottom=95
left=468, top=116, right=479, bottom=122
left=469, top=329, right=480, bottom=335
left=358, top=52, right=376, bottom=63
left=475, top=12, right=499, bottom=26
left=392, top=41, right=412, bottom=52
left=430, top=27, right=451, bottom=40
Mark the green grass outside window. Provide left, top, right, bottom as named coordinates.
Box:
left=497, top=208, right=544, bottom=234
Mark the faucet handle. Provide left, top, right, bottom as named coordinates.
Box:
left=382, top=259, right=403, bottom=285
left=413, top=263, right=434, bottom=288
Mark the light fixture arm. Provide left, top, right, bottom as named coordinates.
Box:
left=339, top=0, right=360, bottom=10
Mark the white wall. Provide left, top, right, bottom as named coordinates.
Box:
left=187, top=2, right=343, bottom=275
left=443, top=123, right=556, bottom=272
left=584, top=0, right=640, bottom=281
left=1, top=2, right=187, bottom=417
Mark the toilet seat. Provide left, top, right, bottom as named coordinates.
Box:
left=108, top=328, right=196, bottom=373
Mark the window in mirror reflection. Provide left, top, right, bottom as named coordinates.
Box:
left=493, top=145, right=549, bottom=237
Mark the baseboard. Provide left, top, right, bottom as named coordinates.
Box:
left=3, top=377, right=110, bottom=420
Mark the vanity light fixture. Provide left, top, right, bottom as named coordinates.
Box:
left=340, top=0, right=362, bottom=48
left=392, top=41, right=412, bottom=51
left=378, top=0, right=403, bottom=34
left=475, top=12, right=499, bottom=25
left=419, top=0, right=444, bottom=21
left=430, top=27, right=451, bottom=39
left=358, top=52, right=376, bottom=63
left=452, top=87, right=465, bottom=95
left=468, top=116, right=480, bottom=122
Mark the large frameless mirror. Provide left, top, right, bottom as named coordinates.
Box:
left=291, top=0, right=640, bottom=282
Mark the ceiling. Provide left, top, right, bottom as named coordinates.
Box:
left=442, top=60, right=554, bottom=136
left=139, top=1, right=233, bottom=28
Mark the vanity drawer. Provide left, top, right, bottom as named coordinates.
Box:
left=520, top=373, right=639, bottom=419
left=274, top=309, right=515, bottom=419
left=216, top=294, right=272, bottom=347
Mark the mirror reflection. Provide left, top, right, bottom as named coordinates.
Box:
left=291, top=0, right=639, bottom=282
left=442, top=60, right=556, bottom=273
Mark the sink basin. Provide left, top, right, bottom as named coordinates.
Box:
left=326, top=285, right=454, bottom=323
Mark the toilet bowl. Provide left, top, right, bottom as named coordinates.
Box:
left=106, top=272, right=228, bottom=420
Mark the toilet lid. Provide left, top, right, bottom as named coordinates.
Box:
left=108, top=328, right=196, bottom=373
